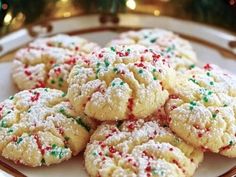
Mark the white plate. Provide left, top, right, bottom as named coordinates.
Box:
left=0, top=29, right=236, bottom=177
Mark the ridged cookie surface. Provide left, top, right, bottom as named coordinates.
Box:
left=12, top=34, right=100, bottom=91
left=166, top=64, right=236, bottom=157
left=85, top=119, right=203, bottom=177
left=0, top=88, right=95, bottom=167
left=107, top=28, right=197, bottom=70
left=68, top=45, right=176, bottom=121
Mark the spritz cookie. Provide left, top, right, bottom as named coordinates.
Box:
left=0, top=88, right=95, bottom=167
left=30, top=34, right=100, bottom=55
left=166, top=64, right=236, bottom=157
left=85, top=119, right=203, bottom=177
left=68, top=45, right=176, bottom=121
left=107, top=28, right=197, bottom=70
left=12, top=34, right=100, bottom=91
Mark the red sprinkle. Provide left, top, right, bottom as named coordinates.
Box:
left=49, top=60, right=54, bottom=65
left=219, top=144, right=231, bottom=152
left=198, top=133, right=203, bottom=138
left=65, top=57, right=76, bottom=65
left=54, top=68, right=61, bottom=75
left=24, top=70, right=32, bottom=76
left=140, top=56, right=145, bottom=62
left=128, top=114, right=136, bottom=120
left=127, top=98, right=134, bottom=112
left=134, top=62, right=147, bottom=69
left=109, top=146, right=116, bottom=153
left=30, top=92, right=40, bottom=102
left=12, top=136, right=17, bottom=142
left=98, top=53, right=103, bottom=58
left=34, top=134, right=45, bottom=155
left=204, top=64, right=212, bottom=70
left=127, top=122, right=135, bottom=131
left=145, top=166, right=152, bottom=172
left=169, top=94, right=179, bottom=99
left=35, top=80, right=46, bottom=88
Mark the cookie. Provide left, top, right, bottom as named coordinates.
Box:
left=107, top=28, right=197, bottom=70
left=0, top=88, right=96, bottom=167
left=12, top=34, right=100, bottom=91
left=85, top=119, right=203, bottom=177
left=30, top=34, right=100, bottom=55
left=166, top=64, right=236, bottom=157
left=68, top=45, right=176, bottom=121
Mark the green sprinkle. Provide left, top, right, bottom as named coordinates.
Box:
left=7, top=129, right=13, bottom=133
left=116, top=120, right=123, bottom=129
left=58, top=83, right=63, bottom=88
left=223, top=104, right=228, bottom=107
left=229, top=141, right=233, bottom=146
left=41, top=158, right=45, bottom=164
left=52, top=144, right=57, bottom=149
left=113, top=67, right=118, bottom=72
left=203, top=97, right=208, bottom=102
left=53, top=64, right=59, bottom=68
left=189, top=101, right=197, bottom=110
left=59, top=108, right=72, bottom=118
left=112, top=83, right=116, bottom=87
left=212, top=114, right=217, bottom=118
left=150, top=38, right=156, bottom=43
left=51, top=80, right=55, bottom=84
left=190, top=101, right=197, bottom=106
left=208, top=91, right=213, bottom=95
left=9, top=96, right=14, bottom=100
left=189, top=78, right=198, bottom=84
left=120, top=82, right=124, bottom=85
left=27, top=109, right=31, bottom=113
left=76, top=118, right=90, bottom=131
left=7, top=111, right=11, bottom=114
left=152, top=68, right=156, bottom=72
left=110, top=47, right=115, bottom=52
left=0, top=120, right=7, bottom=128
left=209, top=81, right=214, bottom=85
left=206, top=72, right=211, bottom=76
left=62, top=92, right=66, bottom=97
left=96, top=62, right=101, bottom=67
left=166, top=47, right=172, bottom=53
left=64, top=136, right=70, bottom=141
left=138, top=69, right=143, bottom=74
left=104, top=59, right=110, bottom=67
left=59, top=108, right=65, bottom=113
left=153, top=77, right=157, bottom=80
left=16, top=137, right=23, bottom=144
left=189, top=64, right=195, bottom=69
left=44, top=88, right=48, bottom=92
left=96, top=68, right=100, bottom=74
left=92, top=151, right=98, bottom=156
left=58, top=77, right=63, bottom=82
left=127, top=48, right=131, bottom=52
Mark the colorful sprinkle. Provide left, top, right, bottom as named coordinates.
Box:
left=76, top=118, right=90, bottom=131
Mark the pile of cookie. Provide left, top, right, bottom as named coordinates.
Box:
left=0, top=29, right=235, bottom=177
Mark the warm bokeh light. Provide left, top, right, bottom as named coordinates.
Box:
left=126, top=0, right=136, bottom=10
left=154, top=9, right=160, bottom=16
left=63, top=12, right=71, bottom=17
left=4, top=13, right=12, bottom=25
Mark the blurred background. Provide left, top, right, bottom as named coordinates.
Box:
left=0, top=0, right=236, bottom=37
